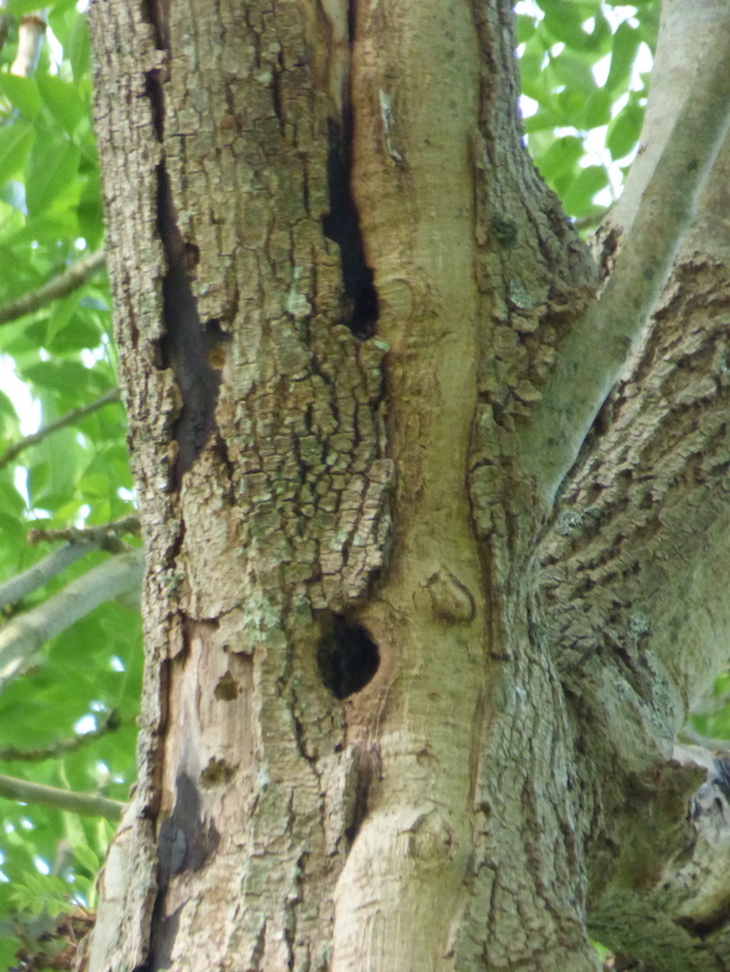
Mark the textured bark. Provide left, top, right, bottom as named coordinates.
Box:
left=83, top=0, right=730, bottom=970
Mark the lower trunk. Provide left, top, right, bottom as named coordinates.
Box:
left=86, top=535, right=604, bottom=971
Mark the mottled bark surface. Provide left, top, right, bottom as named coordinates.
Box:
left=84, top=0, right=730, bottom=970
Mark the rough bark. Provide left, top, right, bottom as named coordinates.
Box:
left=83, top=0, right=730, bottom=970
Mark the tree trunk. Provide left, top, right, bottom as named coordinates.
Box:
left=83, top=0, right=730, bottom=970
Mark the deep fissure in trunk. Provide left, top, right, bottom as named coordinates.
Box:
left=156, top=165, right=226, bottom=480
left=323, top=115, right=379, bottom=339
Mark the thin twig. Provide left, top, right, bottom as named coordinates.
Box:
left=0, top=517, right=140, bottom=613
left=0, top=387, right=120, bottom=470
left=0, top=773, right=124, bottom=821
left=27, top=514, right=141, bottom=548
left=0, top=712, right=120, bottom=762
left=0, top=248, right=106, bottom=326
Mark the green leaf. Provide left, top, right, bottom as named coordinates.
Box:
left=72, top=841, right=101, bottom=874
left=635, top=3, right=660, bottom=50
left=605, top=22, right=641, bottom=93
left=47, top=0, right=78, bottom=44
left=607, top=104, right=644, bottom=160
left=0, top=74, right=41, bottom=119
left=556, top=86, right=590, bottom=120
left=541, top=1, right=610, bottom=53
left=0, top=938, right=21, bottom=971
left=51, top=315, right=105, bottom=355
left=0, top=194, right=25, bottom=234
left=519, top=34, right=548, bottom=98
left=581, top=87, right=612, bottom=129
left=0, top=244, right=44, bottom=303
left=0, top=485, right=26, bottom=525
left=24, top=359, right=103, bottom=397
left=13, top=209, right=79, bottom=246
left=6, top=0, right=57, bottom=12
left=561, top=164, right=610, bottom=217
left=549, top=51, right=597, bottom=97
left=66, top=13, right=91, bottom=84
left=523, top=109, right=566, bottom=134
left=77, top=171, right=104, bottom=248
left=0, top=119, right=35, bottom=186
left=37, top=74, right=85, bottom=136
left=516, top=14, right=538, bottom=45
left=535, top=135, right=584, bottom=182
left=25, top=136, right=80, bottom=217
left=0, top=388, right=18, bottom=420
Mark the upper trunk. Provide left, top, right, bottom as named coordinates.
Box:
left=83, top=1, right=730, bottom=970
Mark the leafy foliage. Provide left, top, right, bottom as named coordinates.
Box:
left=517, top=0, right=659, bottom=220
left=0, top=2, right=139, bottom=965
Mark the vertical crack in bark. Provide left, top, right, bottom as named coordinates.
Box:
left=322, top=0, right=379, bottom=341
left=323, top=116, right=379, bottom=339
left=144, top=69, right=165, bottom=142
left=141, top=13, right=227, bottom=487
left=156, top=165, right=227, bottom=484
left=141, top=0, right=169, bottom=51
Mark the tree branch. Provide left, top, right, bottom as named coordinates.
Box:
left=0, top=515, right=141, bottom=611
left=10, top=14, right=45, bottom=78
left=537, top=57, right=730, bottom=755
left=590, top=746, right=730, bottom=968
left=0, top=542, right=103, bottom=611
left=0, top=550, right=144, bottom=691
left=0, top=387, right=120, bottom=470
left=0, top=248, right=106, bottom=326
left=520, top=1, right=730, bottom=505
left=0, top=712, right=120, bottom=762
left=27, top=513, right=140, bottom=549
left=0, top=773, right=124, bottom=821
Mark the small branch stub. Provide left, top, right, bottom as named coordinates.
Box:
left=425, top=568, right=475, bottom=624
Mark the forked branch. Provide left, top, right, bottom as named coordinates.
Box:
left=520, top=0, right=730, bottom=506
